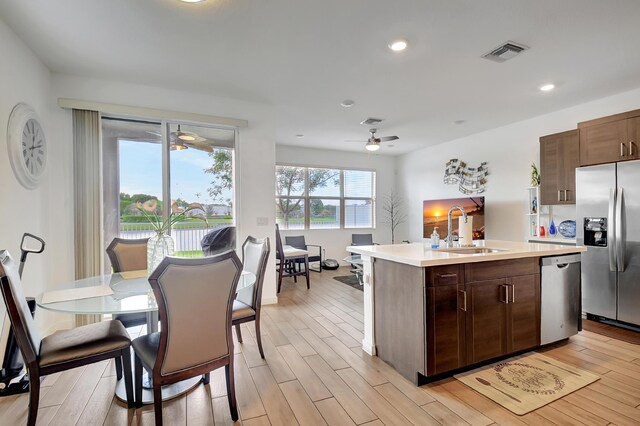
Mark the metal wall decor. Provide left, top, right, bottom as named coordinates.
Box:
left=443, top=159, right=489, bottom=194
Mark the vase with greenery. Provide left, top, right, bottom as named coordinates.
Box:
left=137, top=199, right=208, bottom=273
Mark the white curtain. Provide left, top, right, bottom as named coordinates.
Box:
left=72, top=109, right=103, bottom=326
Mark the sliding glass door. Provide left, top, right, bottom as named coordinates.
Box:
left=101, top=117, right=236, bottom=271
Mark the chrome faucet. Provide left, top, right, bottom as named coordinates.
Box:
left=445, top=205, right=468, bottom=248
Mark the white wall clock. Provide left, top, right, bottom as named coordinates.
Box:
left=7, top=103, right=47, bottom=189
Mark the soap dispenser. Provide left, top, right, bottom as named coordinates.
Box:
left=430, top=227, right=440, bottom=249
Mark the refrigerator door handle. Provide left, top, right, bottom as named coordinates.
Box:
left=609, top=187, right=617, bottom=272
left=616, top=187, right=625, bottom=272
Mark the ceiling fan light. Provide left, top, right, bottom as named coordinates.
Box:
left=365, top=142, right=380, bottom=152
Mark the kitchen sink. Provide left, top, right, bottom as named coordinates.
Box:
left=439, top=247, right=506, bottom=254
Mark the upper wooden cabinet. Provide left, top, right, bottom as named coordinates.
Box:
left=540, top=130, right=579, bottom=205
left=579, top=109, right=640, bottom=166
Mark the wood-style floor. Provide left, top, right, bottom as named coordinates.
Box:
left=2, top=267, right=640, bottom=425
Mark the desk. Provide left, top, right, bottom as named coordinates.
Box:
left=37, top=270, right=256, bottom=404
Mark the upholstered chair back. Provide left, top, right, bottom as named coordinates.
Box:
left=236, top=237, right=270, bottom=310
left=0, top=250, right=42, bottom=364
left=149, top=253, right=241, bottom=376
left=106, top=238, right=149, bottom=272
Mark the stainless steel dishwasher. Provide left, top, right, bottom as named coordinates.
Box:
left=540, top=254, right=581, bottom=345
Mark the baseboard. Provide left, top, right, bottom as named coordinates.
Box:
left=262, top=297, right=278, bottom=305
left=362, top=339, right=376, bottom=356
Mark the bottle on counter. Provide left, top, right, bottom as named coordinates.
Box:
left=430, top=227, right=440, bottom=249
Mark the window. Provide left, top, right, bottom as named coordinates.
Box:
left=276, top=165, right=375, bottom=230
left=102, top=118, right=236, bottom=261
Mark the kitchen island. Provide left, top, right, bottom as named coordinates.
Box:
left=347, top=240, right=586, bottom=384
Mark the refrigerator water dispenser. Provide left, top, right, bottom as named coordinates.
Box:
left=583, top=217, right=607, bottom=247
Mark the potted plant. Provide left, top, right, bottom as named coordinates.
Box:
left=137, top=199, right=208, bottom=273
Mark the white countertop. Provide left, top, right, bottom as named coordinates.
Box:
left=346, top=240, right=586, bottom=267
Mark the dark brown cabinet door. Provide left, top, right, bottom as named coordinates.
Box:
left=579, top=120, right=626, bottom=166
left=426, top=284, right=466, bottom=375
left=466, top=279, right=508, bottom=364
left=507, top=274, right=540, bottom=353
left=627, top=117, right=640, bottom=160
left=540, top=130, right=578, bottom=205
left=540, top=136, right=561, bottom=205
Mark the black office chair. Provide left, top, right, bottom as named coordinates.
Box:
left=201, top=226, right=236, bottom=256
left=285, top=236, right=322, bottom=272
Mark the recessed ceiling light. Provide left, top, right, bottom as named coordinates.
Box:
left=539, top=84, right=555, bottom=92
left=295, top=134, right=304, bottom=138
left=388, top=39, right=408, bottom=52
left=341, top=99, right=355, bottom=108
left=179, top=0, right=206, bottom=3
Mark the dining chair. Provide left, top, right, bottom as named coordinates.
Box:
left=132, top=252, right=241, bottom=424
left=106, top=237, right=150, bottom=328
left=106, top=237, right=150, bottom=380
left=0, top=250, right=134, bottom=426
left=233, top=236, right=270, bottom=359
left=285, top=235, right=322, bottom=272
left=275, top=224, right=310, bottom=293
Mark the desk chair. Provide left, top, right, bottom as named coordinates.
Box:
left=0, top=251, right=134, bottom=426
left=285, top=235, right=322, bottom=272
left=132, top=253, right=241, bottom=424
left=233, top=236, right=270, bottom=359
left=275, top=224, right=310, bottom=293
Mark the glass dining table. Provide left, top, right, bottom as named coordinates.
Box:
left=36, top=269, right=256, bottom=404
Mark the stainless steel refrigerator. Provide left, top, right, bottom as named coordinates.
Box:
left=576, top=160, right=640, bottom=326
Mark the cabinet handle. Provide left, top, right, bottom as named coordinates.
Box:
left=438, top=273, right=457, bottom=278
left=458, top=290, right=467, bottom=311
left=563, top=189, right=568, bottom=201
left=630, top=141, right=635, bottom=157
left=621, top=142, right=626, bottom=157
left=500, top=285, right=509, bottom=304
left=511, top=285, right=515, bottom=303
left=557, top=190, right=562, bottom=202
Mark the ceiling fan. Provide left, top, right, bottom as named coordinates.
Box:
left=345, top=128, right=399, bottom=151
left=146, top=125, right=214, bottom=152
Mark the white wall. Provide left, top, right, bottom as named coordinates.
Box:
left=397, top=86, right=640, bottom=244
left=0, top=18, right=70, bottom=339
left=276, top=145, right=397, bottom=263
left=49, top=74, right=279, bottom=304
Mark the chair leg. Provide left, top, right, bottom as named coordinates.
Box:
left=255, top=318, right=265, bottom=359
left=225, top=361, right=239, bottom=421
left=121, top=348, right=135, bottom=408
left=277, top=262, right=284, bottom=293
left=134, top=354, right=143, bottom=408
left=153, top=385, right=163, bottom=426
left=202, top=372, right=210, bottom=385
left=305, top=256, right=310, bottom=289
left=115, top=356, right=123, bottom=380
left=235, top=324, right=243, bottom=343
left=26, top=370, right=40, bottom=426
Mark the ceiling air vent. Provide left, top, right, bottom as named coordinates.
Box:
left=482, top=41, right=529, bottom=63
left=360, top=117, right=383, bottom=125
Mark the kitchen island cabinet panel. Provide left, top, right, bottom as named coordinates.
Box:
left=426, top=284, right=466, bottom=375
left=373, top=259, right=425, bottom=383
left=466, top=279, right=509, bottom=364
left=508, top=274, right=541, bottom=353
